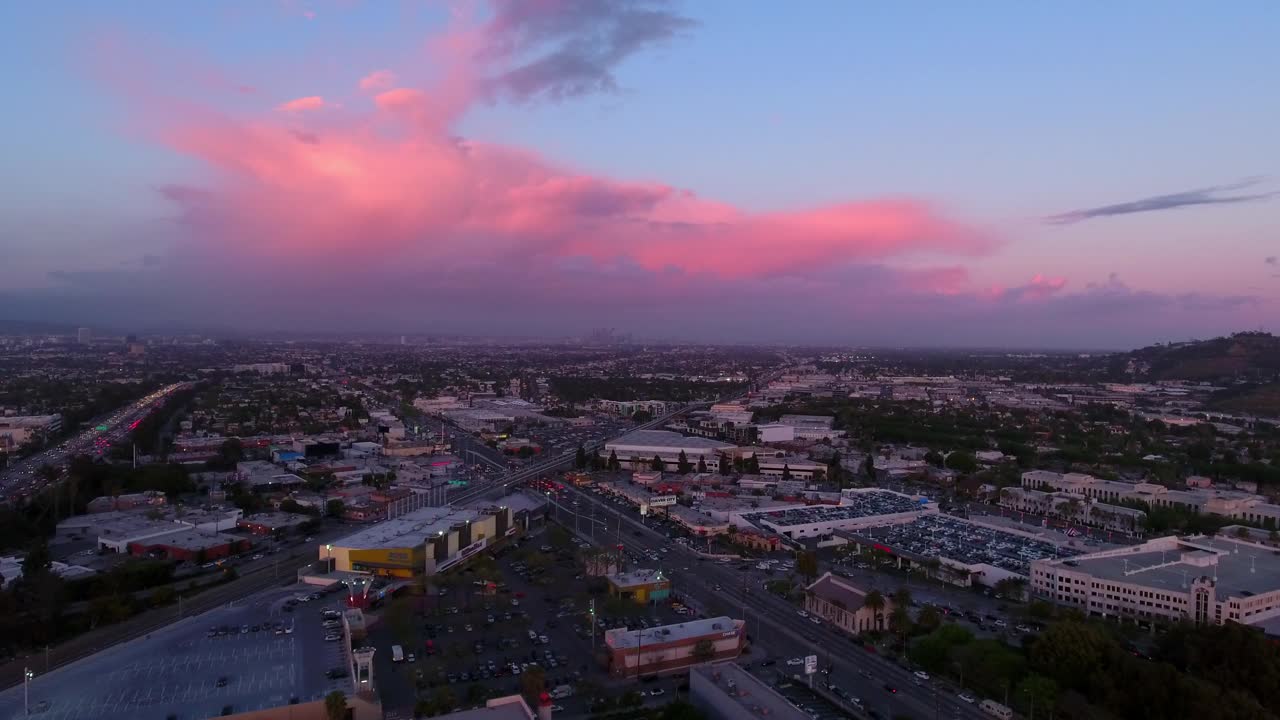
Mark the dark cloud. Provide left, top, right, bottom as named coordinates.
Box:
left=482, top=0, right=696, bottom=102
left=1266, top=255, right=1277, bottom=266
left=1045, top=178, right=1277, bottom=225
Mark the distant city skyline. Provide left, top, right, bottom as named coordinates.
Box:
left=1, top=1, right=1277, bottom=347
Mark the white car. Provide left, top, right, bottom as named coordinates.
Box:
left=648, top=688, right=665, bottom=697
left=324, top=633, right=342, bottom=642
left=958, top=694, right=976, bottom=704
left=914, top=671, right=929, bottom=681
left=785, top=658, right=804, bottom=666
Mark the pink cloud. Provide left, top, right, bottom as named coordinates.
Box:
left=359, top=70, right=396, bottom=92
left=276, top=95, right=327, bottom=112
left=118, top=2, right=998, bottom=308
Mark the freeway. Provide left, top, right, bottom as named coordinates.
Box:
left=547, top=483, right=993, bottom=720
left=0, top=382, right=191, bottom=502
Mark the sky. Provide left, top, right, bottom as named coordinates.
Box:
left=1, top=0, right=1278, bottom=348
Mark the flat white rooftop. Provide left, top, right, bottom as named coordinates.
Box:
left=331, top=505, right=482, bottom=550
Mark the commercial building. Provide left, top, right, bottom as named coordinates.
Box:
left=805, top=572, right=893, bottom=634
left=86, top=490, right=167, bottom=514
left=0, top=414, right=62, bottom=450
left=1022, top=470, right=1280, bottom=528
left=776, top=414, right=844, bottom=440
left=728, top=528, right=782, bottom=552
left=1031, top=535, right=1280, bottom=628
left=236, top=460, right=307, bottom=492
left=741, top=489, right=933, bottom=539
left=128, top=529, right=249, bottom=561
left=324, top=503, right=514, bottom=578
left=59, top=506, right=244, bottom=548
left=603, top=616, right=745, bottom=678
left=237, top=512, right=312, bottom=535
left=606, top=569, right=672, bottom=605
left=597, top=399, right=677, bottom=418
left=690, top=662, right=810, bottom=720
left=0, top=556, right=96, bottom=589
left=999, top=486, right=1146, bottom=535
left=602, top=430, right=736, bottom=471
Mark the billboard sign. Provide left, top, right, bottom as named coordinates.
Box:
left=803, top=655, right=817, bottom=675
left=649, top=495, right=677, bottom=508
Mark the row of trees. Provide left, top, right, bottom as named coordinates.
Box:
left=905, top=612, right=1280, bottom=720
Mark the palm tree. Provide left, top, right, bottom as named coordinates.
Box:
left=864, top=589, right=886, bottom=631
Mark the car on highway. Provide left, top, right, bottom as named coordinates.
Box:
left=786, top=658, right=804, bottom=666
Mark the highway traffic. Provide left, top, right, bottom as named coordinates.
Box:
left=0, top=382, right=189, bottom=502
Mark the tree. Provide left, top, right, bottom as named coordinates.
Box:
left=917, top=604, right=942, bottom=633
left=1017, top=674, right=1059, bottom=719
left=650, top=455, right=666, bottom=472
left=865, top=454, right=876, bottom=478
left=719, top=454, right=732, bottom=476
left=697, top=456, right=707, bottom=473
left=945, top=451, right=978, bottom=474
left=608, top=450, right=621, bottom=471
left=692, top=638, right=716, bottom=663
left=326, top=499, right=345, bottom=518
left=864, top=589, right=886, bottom=615
left=520, top=665, right=546, bottom=700
left=677, top=450, right=691, bottom=474
left=22, top=538, right=52, bottom=579
left=745, top=455, right=760, bottom=474
left=796, top=551, right=818, bottom=581
left=324, top=690, right=347, bottom=720
left=781, top=464, right=792, bottom=481
left=548, top=525, right=573, bottom=549
left=430, top=686, right=457, bottom=715
left=575, top=445, right=587, bottom=470
left=892, top=587, right=912, bottom=609
left=827, top=451, right=843, bottom=485
left=924, top=450, right=945, bottom=467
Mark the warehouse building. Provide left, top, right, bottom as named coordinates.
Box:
left=602, top=430, right=736, bottom=471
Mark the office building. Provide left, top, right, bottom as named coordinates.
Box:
left=77, top=327, right=92, bottom=344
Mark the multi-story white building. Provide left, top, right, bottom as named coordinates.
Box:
left=1031, top=535, right=1280, bottom=629
left=999, top=486, right=1146, bottom=535
left=1021, top=470, right=1280, bottom=528
left=596, top=399, right=677, bottom=418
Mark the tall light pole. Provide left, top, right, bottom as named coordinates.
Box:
left=24, top=668, right=33, bottom=716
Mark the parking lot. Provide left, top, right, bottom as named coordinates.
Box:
left=368, top=526, right=692, bottom=717
left=855, top=513, right=1081, bottom=576
left=0, top=583, right=351, bottom=720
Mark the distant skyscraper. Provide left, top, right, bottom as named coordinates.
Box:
left=77, top=327, right=92, bottom=344
left=400, top=335, right=406, bottom=345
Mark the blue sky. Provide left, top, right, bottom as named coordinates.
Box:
left=1, top=1, right=1277, bottom=345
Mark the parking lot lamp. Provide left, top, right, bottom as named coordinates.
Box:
left=24, top=668, right=32, bottom=716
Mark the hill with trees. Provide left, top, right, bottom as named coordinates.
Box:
left=1111, top=332, right=1280, bottom=415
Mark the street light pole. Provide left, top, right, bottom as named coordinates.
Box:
left=24, top=668, right=32, bottom=716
